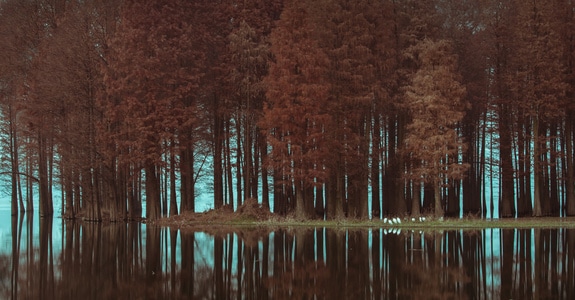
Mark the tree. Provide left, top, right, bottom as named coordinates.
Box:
left=228, top=20, right=270, bottom=206
left=510, top=0, right=567, bottom=216
left=403, top=39, right=469, bottom=218
left=104, top=0, right=204, bottom=220
left=262, top=0, right=331, bottom=219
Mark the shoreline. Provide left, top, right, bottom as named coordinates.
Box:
left=152, top=212, right=575, bottom=231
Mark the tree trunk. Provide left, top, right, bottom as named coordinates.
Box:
left=213, top=108, right=224, bottom=209
left=411, top=182, right=421, bottom=217
left=259, top=131, right=270, bottom=210
left=566, top=119, right=575, bottom=215
left=371, top=114, right=381, bottom=219
left=294, top=180, right=307, bottom=220
left=236, top=117, right=243, bottom=207
left=225, top=119, right=234, bottom=208
left=180, top=145, right=195, bottom=212
left=499, top=103, right=515, bottom=217
left=434, top=167, right=444, bottom=218
left=38, top=134, right=53, bottom=217
left=169, top=151, right=178, bottom=216
left=533, top=116, right=542, bottom=217
left=145, top=163, right=161, bottom=220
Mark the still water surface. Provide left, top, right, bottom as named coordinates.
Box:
left=1, top=212, right=574, bottom=299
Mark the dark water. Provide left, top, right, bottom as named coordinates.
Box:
left=2, top=215, right=575, bottom=299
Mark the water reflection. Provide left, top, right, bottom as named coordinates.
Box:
left=2, top=216, right=575, bottom=299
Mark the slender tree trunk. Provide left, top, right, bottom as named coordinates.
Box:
left=169, top=150, right=178, bottom=216
left=533, top=116, right=542, bottom=216
left=225, top=120, right=234, bottom=208
left=259, top=132, right=270, bottom=209
left=517, top=120, right=531, bottom=216
left=499, top=103, right=515, bottom=217
left=214, top=107, right=224, bottom=209
left=372, top=114, right=381, bottom=219
left=294, top=179, right=307, bottom=220
left=566, top=119, right=575, bottom=215
left=38, top=134, right=53, bottom=217
left=145, top=163, right=161, bottom=220
left=26, top=146, right=34, bottom=212
left=236, top=117, right=243, bottom=207
left=180, top=145, right=195, bottom=212
left=315, top=184, right=324, bottom=219
left=549, top=124, right=560, bottom=216
left=434, top=163, right=444, bottom=218
left=9, top=105, right=21, bottom=215
left=411, top=182, right=421, bottom=217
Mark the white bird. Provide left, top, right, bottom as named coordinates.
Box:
left=396, top=218, right=401, bottom=224
left=383, top=217, right=388, bottom=224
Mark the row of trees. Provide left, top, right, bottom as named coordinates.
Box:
left=1, top=0, right=574, bottom=221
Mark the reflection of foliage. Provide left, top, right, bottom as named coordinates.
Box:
left=265, top=261, right=331, bottom=299
left=0, top=255, right=10, bottom=298
left=399, top=260, right=471, bottom=299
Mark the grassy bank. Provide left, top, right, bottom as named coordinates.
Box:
left=151, top=199, right=575, bottom=230
left=154, top=211, right=575, bottom=231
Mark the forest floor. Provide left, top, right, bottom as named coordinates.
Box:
left=152, top=199, right=575, bottom=233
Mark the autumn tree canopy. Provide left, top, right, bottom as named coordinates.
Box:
left=1, top=0, right=575, bottom=220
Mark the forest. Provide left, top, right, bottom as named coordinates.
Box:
left=0, top=0, right=574, bottom=221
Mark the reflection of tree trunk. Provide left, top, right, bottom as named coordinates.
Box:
left=180, top=231, right=195, bottom=297
left=226, top=234, right=234, bottom=296
left=145, top=225, right=161, bottom=298
left=566, top=229, right=575, bottom=298
left=170, top=229, right=178, bottom=293
left=26, top=214, right=34, bottom=297
left=372, top=229, right=382, bottom=298
left=237, top=238, right=244, bottom=299
left=549, top=229, right=559, bottom=298
left=518, top=229, right=533, bottom=299
left=347, top=231, right=369, bottom=298
left=326, top=229, right=346, bottom=298
left=214, top=236, right=224, bottom=299
left=387, top=233, right=405, bottom=298
left=534, top=229, right=541, bottom=297
left=39, top=217, right=54, bottom=299
left=11, top=215, right=24, bottom=300
left=261, top=234, right=270, bottom=300
left=462, top=230, right=478, bottom=298
left=501, top=229, right=514, bottom=299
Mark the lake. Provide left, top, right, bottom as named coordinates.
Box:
left=1, top=211, right=574, bottom=299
